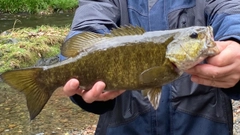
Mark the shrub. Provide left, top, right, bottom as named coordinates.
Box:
left=0, top=0, right=78, bottom=13
left=50, top=0, right=78, bottom=12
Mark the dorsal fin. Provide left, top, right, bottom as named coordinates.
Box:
left=61, top=32, right=105, bottom=57
left=61, top=26, right=145, bottom=57
left=106, top=25, right=145, bottom=37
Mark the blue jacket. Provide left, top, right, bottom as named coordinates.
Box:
left=64, top=0, right=240, bottom=135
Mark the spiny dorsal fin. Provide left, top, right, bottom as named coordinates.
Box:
left=61, top=32, right=105, bottom=57
left=61, top=26, right=145, bottom=57
left=107, top=25, right=145, bottom=37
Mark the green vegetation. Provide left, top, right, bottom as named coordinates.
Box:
left=0, top=0, right=78, bottom=14
left=0, top=0, right=76, bottom=72
left=0, top=25, right=70, bottom=73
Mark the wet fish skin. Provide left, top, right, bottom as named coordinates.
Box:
left=1, top=26, right=218, bottom=120
left=166, top=26, right=217, bottom=70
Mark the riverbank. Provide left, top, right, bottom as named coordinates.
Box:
left=0, top=25, right=70, bottom=73
left=0, top=82, right=98, bottom=135
left=0, top=25, right=99, bottom=134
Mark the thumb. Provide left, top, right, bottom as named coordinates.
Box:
left=63, top=78, right=80, bottom=96
left=214, top=41, right=229, bottom=52
left=206, top=41, right=230, bottom=66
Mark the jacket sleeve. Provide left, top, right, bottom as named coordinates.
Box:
left=70, top=0, right=120, bottom=33
left=64, top=0, right=121, bottom=114
left=205, top=0, right=240, bottom=99
left=205, top=0, right=240, bottom=42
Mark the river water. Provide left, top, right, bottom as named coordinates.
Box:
left=0, top=13, right=74, bottom=32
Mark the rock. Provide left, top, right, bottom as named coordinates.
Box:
left=233, top=100, right=240, bottom=135
left=6, top=38, right=18, bottom=44
left=51, top=131, right=57, bottom=134
left=35, top=133, right=44, bottom=135
left=8, top=124, right=16, bottom=128
left=59, top=10, right=64, bottom=14
left=59, top=119, right=68, bottom=123
left=0, top=95, right=5, bottom=104
left=0, top=128, right=4, bottom=133
left=5, top=108, right=10, bottom=111
left=0, top=38, right=19, bottom=44
left=4, top=129, right=10, bottom=132
left=0, top=30, right=11, bottom=36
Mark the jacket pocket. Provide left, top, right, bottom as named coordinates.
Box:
left=168, top=8, right=195, bottom=29
left=170, top=73, right=231, bottom=123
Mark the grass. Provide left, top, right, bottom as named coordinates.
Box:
left=0, top=25, right=70, bottom=73
left=0, top=0, right=78, bottom=14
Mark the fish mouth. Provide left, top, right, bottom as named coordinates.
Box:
left=170, top=62, right=181, bottom=74
left=205, top=26, right=219, bottom=56
left=206, top=26, right=214, bottom=45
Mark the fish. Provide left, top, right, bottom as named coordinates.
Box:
left=1, top=26, right=219, bottom=120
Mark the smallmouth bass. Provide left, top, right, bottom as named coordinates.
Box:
left=1, top=26, right=219, bottom=120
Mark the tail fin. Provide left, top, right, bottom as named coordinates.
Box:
left=1, top=68, right=53, bottom=120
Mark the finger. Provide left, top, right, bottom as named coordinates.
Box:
left=186, top=63, right=233, bottom=78
left=191, top=74, right=238, bottom=88
left=63, top=78, right=81, bottom=96
left=214, top=41, right=228, bottom=52
left=207, top=41, right=235, bottom=66
left=96, top=90, right=126, bottom=101
left=81, top=81, right=106, bottom=103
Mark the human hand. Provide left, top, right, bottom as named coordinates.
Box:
left=186, top=40, right=240, bottom=88
left=63, top=79, right=125, bottom=103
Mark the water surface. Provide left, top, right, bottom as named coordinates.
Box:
left=0, top=13, right=74, bottom=32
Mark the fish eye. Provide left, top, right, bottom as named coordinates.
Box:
left=189, top=32, right=198, bottom=38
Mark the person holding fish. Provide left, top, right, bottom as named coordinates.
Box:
left=62, top=0, right=240, bottom=135
left=1, top=0, right=240, bottom=135
left=60, top=0, right=240, bottom=134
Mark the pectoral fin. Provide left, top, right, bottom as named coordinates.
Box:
left=144, top=88, right=162, bottom=110
left=139, top=66, right=166, bottom=86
